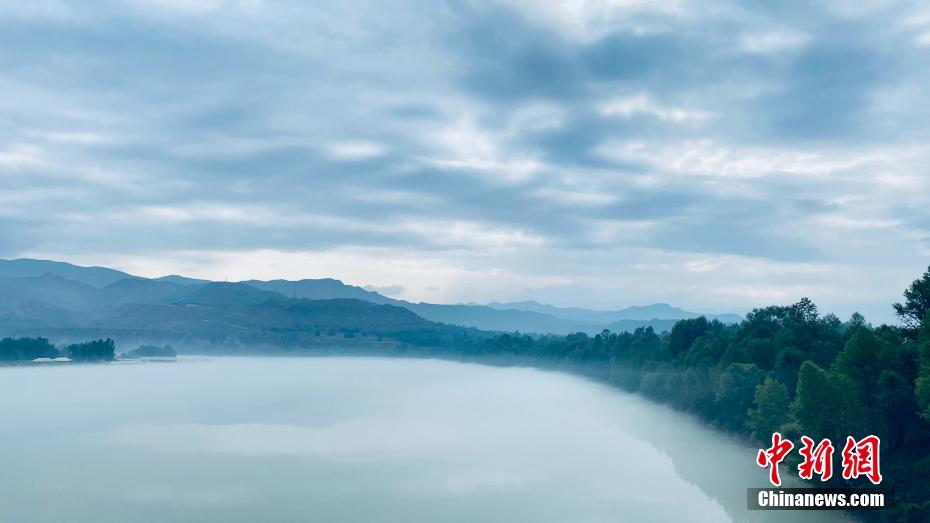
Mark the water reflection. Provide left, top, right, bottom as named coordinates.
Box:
left=0, top=357, right=850, bottom=522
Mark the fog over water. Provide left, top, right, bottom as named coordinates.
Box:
left=0, top=357, right=850, bottom=522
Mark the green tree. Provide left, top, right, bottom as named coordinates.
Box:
left=845, top=312, right=868, bottom=333
left=682, top=333, right=728, bottom=367
left=794, top=360, right=866, bottom=442
left=713, top=363, right=765, bottom=432
left=894, top=266, right=930, bottom=335
left=0, top=337, right=58, bottom=361
left=667, top=316, right=709, bottom=357
left=66, top=338, right=115, bottom=362
left=793, top=361, right=836, bottom=438
left=834, top=328, right=888, bottom=409
left=915, top=312, right=930, bottom=419
left=875, top=370, right=917, bottom=446
left=748, top=377, right=790, bottom=443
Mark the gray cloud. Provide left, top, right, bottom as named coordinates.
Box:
left=0, top=0, right=928, bottom=320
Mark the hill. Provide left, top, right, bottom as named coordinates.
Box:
left=486, top=301, right=742, bottom=324
left=0, top=258, right=134, bottom=288
left=0, top=258, right=743, bottom=336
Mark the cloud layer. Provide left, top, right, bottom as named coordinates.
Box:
left=2, top=0, right=929, bottom=320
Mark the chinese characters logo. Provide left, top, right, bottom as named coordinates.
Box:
left=756, top=433, right=881, bottom=486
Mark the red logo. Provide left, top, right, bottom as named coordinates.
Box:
left=756, top=432, right=794, bottom=486
left=798, top=436, right=834, bottom=481
left=757, top=434, right=881, bottom=486
left=841, top=435, right=882, bottom=485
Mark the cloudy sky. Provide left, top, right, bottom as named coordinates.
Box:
left=2, top=0, right=930, bottom=321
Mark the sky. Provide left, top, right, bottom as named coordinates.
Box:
left=1, top=0, right=930, bottom=322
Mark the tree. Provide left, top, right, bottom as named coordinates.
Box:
left=667, top=316, right=709, bottom=356
left=793, top=361, right=836, bottom=439
left=794, top=360, right=865, bottom=442
left=682, top=334, right=728, bottom=367
left=0, top=337, right=58, bottom=361
left=748, top=377, right=790, bottom=443
left=894, top=266, right=930, bottom=335
left=774, top=347, right=808, bottom=395
left=875, top=370, right=917, bottom=446
left=714, top=363, right=765, bottom=432
left=834, top=328, right=889, bottom=409
left=845, top=312, right=868, bottom=333
left=67, top=339, right=115, bottom=362
left=789, top=297, right=819, bottom=324
left=915, top=312, right=930, bottom=420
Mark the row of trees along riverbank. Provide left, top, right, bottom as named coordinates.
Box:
left=403, top=267, right=930, bottom=522
left=0, top=337, right=115, bottom=362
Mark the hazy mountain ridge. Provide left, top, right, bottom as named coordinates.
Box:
left=0, top=259, right=134, bottom=288
left=153, top=275, right=211, bottom=286
left=486, top=300, right=743, bottom=324
left=103, top=297, right=433, bottom=334
left=246, top=278, right=395, bottom=304
left=0, top=258, right=742, bottom=336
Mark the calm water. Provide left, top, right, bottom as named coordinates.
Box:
left=0, top=357, right=849, bottom=522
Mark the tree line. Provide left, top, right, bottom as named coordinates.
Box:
left=0, top=337, right=115, bottom=362
left=401, top=267, right=930, bottom=522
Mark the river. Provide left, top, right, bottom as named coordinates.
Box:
left=0, top=356, right=851, bottom=522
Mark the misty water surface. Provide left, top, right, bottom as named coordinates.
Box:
left=0, top=357, right=850, bottom=522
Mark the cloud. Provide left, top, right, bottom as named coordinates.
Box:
left=597, top=93, right=710, bottom=122
left=499, top=0, right=686, bottom=41
left=1, top=0, right=928, bottom=321
left=0, top=144, right=44, bottom=169
left=326, top=141, right=389, bottom=161
left=738, top=31, right=811, bottom=54
left=596, top=140, right=925, bottom=180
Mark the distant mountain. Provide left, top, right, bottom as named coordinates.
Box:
left=0, top=258, right=134, bottom=288
left=172, top=282, right=282, bottom=306
left=100, top=277, right=184, bottom=304
left=245, top=298, right=430, bottom=332
left=98, top=297, right=435, bottom=338
left=238, top=281, right=735, bottom=334
left=245, top=278, right=394, bottom=304
left=613, top=303, right=740, bottom=322
left=0, top=258, right=742, bottom=337
left=153, top=275, right=210, bottom=285
left=487, top=300, right=742, bottom=325
left=0, top=298, right=80, bottom=327
left=241, top=279, right=594, bottom=333
left=0, top=273, right=102, bottom=311
left=485, top=301, right=621, bottom=323
left=400, top=302, right=582, bottom=334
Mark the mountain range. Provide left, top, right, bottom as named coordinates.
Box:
left=0, top=258, right=742, bottom=342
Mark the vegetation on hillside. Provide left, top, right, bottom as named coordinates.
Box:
left=415, top=267, right=929, bottom=522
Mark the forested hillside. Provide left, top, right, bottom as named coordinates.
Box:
left=415, top=267, right=930, bottom=522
